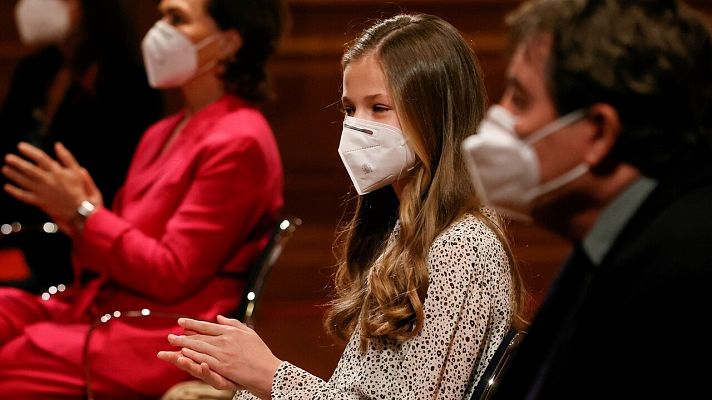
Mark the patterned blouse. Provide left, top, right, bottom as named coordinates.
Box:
left=235, top=212, right=513, bottom=399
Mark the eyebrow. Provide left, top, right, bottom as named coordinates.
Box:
left=158, top=2, right=188, bottom=15
left=341, top=93, right=390, bottom=102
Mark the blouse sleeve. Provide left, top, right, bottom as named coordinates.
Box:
left=402, top=222, right=511, bottom=399
left=397, top=220, right=511, bottom=399
left=231, top=362, right=335, bottom=400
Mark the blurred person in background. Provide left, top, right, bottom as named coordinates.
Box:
left=462, top=0, right=712, bottom=398
left=0, top=0, right=287, bottom=398
left=0, top=0, right=164, bottom=293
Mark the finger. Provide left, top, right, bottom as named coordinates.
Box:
left=168, top=333, right=219, bottom=355
left=80, top=168, right=100, bottom=197
left=175, top=354, right=213, bottom=381
left=55, top=142, right=80, bottom=169
left=4, top=154, right=45, bottom=182
left=17, top=142, right=58, bottom=171
left=2, top=165, right=40, bottom=191
left=178, top=318, right=227, bottom=336
left=4, top=184, right=40, bottom=207
left=157, top=350, right=182, bottom=364
left=198, top=363, right=239, bottom=391
left=180, top=346, right=217, bottom=367
left=161, top=351, right=218, bottom=387
left=217, top=315, right=254, bottom=333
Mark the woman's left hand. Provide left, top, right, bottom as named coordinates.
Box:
left=2, top=141, right=103, bottom=235
left=158, top=315, right=282, bottom=399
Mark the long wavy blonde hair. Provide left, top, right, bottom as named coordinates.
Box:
left=325, top=14, right=527, bottom=351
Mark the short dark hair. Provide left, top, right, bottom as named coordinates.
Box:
left=507, top=0, right=712, bottom=178
left=206, top=0, right=288, bottom=102
left=75, top=0, right=142, bottom=73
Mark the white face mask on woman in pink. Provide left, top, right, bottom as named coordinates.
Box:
left=462, top=105, right=587, bottom=221
left=141, top=20, right=221, bottom=89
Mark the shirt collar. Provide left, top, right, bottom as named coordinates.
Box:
left=582, top=176, right=657, bottom=265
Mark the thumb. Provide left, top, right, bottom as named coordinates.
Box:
left=81, top=168, right=103, bottom=207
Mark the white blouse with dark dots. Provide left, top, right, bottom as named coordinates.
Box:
left=235, top=212, right=513, bottom=399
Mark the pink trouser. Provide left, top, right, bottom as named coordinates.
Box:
left=0, top=288, right=150, bottom=399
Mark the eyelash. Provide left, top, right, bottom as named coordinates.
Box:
left=165, top=12, right=185, bottom=25
left=372, top=105, right=389, bottom=113
left=340, top=105, right=389, bottom=116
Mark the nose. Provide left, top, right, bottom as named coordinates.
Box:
left=353, top=110, right=369, bottom=121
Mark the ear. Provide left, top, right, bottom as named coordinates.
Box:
left=582, top=103, right=621, bottom=167
left=221, top=29, right=243, bottom=59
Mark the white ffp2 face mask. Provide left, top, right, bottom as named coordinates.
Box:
left=338, top=116, right=416, bottom=195
left=15, top=0, right=71, bottom=45
left=462, top=105, right=588, bottom=221
left=141, top=21, right=219, bottom=89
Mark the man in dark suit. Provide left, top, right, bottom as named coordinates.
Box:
left=463, top=0, right=712, bottom=398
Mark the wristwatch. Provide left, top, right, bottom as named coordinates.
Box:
left=76, top=200, right=96, bottom=220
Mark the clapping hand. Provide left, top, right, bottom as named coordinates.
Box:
left=2, top=142, right=102, bottom=236
left=157, top=315, right=282, bottom=400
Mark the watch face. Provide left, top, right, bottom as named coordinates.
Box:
left=77, top=200, right=96, bottom=218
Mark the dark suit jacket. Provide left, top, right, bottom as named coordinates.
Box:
left=487, top=161, right=712, bottom=399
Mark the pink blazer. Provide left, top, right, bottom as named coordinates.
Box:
left=25, top=94, right=283, bottom=396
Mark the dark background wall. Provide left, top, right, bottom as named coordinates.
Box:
left=1, top=0, right=710, bottom=380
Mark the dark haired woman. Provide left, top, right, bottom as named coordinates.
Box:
left=0, top=0, right=287, bottom=398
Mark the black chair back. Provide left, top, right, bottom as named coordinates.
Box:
left=471, top=330, right=527, bottom=400
left=232, top=216, right=301, bottom=327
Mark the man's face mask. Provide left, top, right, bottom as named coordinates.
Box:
left=338, top=116, right=416, bottom=195
left=462, top=105, right=587, bottom=221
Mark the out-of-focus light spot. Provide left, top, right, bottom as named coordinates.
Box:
left=43, top=222, right=58, bottom=233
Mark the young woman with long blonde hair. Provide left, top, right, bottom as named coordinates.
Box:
left=159, top=13, right=526, bottom=399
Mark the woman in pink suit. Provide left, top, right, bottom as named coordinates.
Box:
left=0, top=0, right=287, bottom=398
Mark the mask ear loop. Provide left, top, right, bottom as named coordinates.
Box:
left=527, top=163, right=589, bottom=200
left=396, top=130, right=418, bottom=183
left=524, top=109, right=586, bottom=145
left=192, top=32, right=224, bottom=77
left=523, top=109, right=590, bottom=200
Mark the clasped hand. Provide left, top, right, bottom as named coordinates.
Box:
left=2, top=142, right=103, bottom=236
left=157, top=315, right=282, bottom=400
